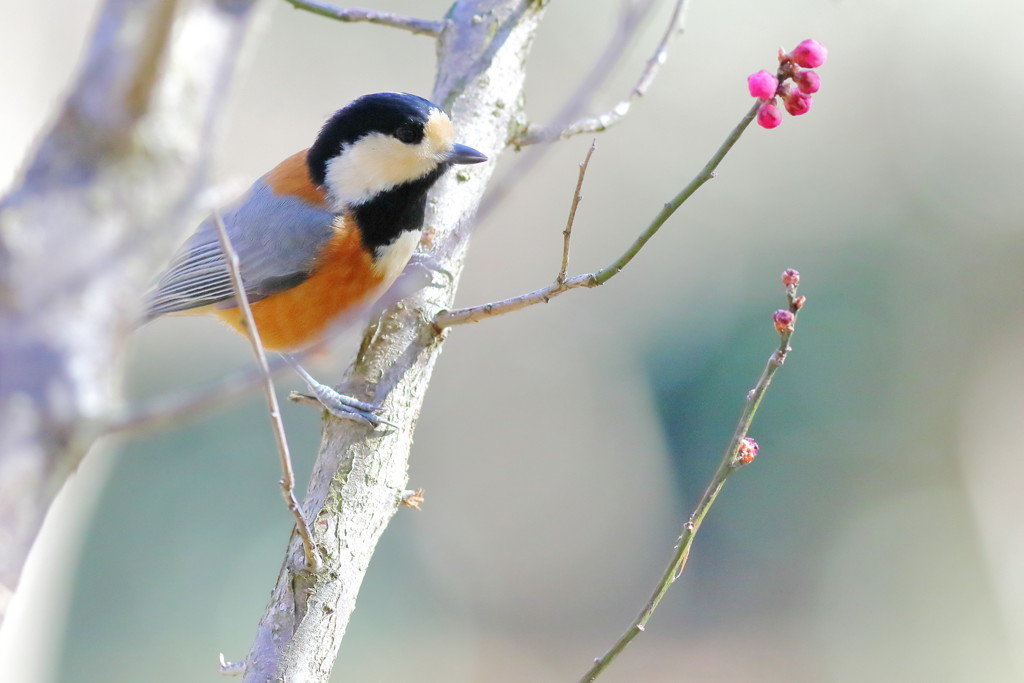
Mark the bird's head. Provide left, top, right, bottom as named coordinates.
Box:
left=307, top=92, right=487, bottom=211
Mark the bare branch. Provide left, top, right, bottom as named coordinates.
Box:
left=580, top=274, right=806, bottom=681
left=512, top=0, right=690, bottom=146
left=434, top=272, right=593, bottom=327
left=210, top=212, right=319, bottom=573
left=105, top=334, right=352, bottom=437
left=471, top=0, right=654, bottom=227
left=0, top=0, right=259, bottom=608
left=558, top=140, right=596, bottom=283
left=239, top=2, right=548, bottom=680
left=105, top=364, right=271, bottom=436
left=283, top=0, right=443, bottom=36
left=435, top=100, right=760, bottom=329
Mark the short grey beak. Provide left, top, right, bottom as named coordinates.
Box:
left=447, top=143, right=488, bottom=165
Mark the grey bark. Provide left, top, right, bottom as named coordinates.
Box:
left=241, top=1, right=549, bottom=680
left=0, top=0, right=259, bottom=610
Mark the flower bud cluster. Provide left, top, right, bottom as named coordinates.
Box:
left=747, top=39, right=828, bottom=129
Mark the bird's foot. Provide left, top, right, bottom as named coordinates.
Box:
left=285, top=358, right=394, bottom=428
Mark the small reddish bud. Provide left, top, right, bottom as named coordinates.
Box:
left=736, top=437, right=759, bottom=465
left=773, top=309, right=795, bottom=334
left=757, top=102, right=782, bottom=129
left=401, top=488, right=426, bottom=510
left=747, top=70, right=779, bottom=100
left=783, top=90, right=813, bottom=116
left=781, top=268, right=800, bottom=287
left=793, top=69, right=821, bottom=94
left=790, top=39, right=828, bottom=68
left=793, top=295, right=807, bottom=310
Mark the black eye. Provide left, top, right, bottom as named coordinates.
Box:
left=395, top=126, right=418, bottom=144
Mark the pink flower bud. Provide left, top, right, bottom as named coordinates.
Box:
left=736, top=437, right=759, bottom=465
left=747, top=70, right=779, bottom=100
left=773, top=309, right=795, bottom=334
left=793, top=295, right=806, bottom=310
left=783, top=90, right=813, bottom=116
left=781, top=268, right=800, bottom=287
left=790, top=39, right=827, bottom=68
left=793, top=69, right=820, bottom=94
left=757, top=102, right=782, bottom=129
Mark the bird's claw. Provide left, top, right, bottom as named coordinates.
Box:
left=285, top=357, right=394, bottom=428
left=295, top=383, right=393, bottom=428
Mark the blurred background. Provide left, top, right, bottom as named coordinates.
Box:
left=2, top=0, right=1023, bottom=681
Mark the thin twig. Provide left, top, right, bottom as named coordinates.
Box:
left=512, top=0, right=690, bottom=146
left=558, top=140, right=596, bottom=284
left=435, top=100, right=760, bottom=329
left=104, top=333, right=340, bottom=437
left=472, top=0, right=655, bottom=229
left=580, top=275, right=806, bottom=682
left=105, top=361, right=281, bottom=436
left=210, top=212, right=320, bottom=572
left=590, top=99, right=758, bottom=285
left=283, top=0, right=443, bottom=36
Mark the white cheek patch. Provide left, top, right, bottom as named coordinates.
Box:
left=323, top=109, right=458, bottom=211
left=325, top=134, right=437, bottom=209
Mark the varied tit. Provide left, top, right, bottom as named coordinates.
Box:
left=143, top=92, right=487, bottom=425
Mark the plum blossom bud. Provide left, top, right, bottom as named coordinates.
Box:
left=793, top=295, right=806, bottom=310
left=790, top=39, right=828, bottom=68
left=735, top=437, right=759, bottom=466
left=781, top=269, right=800, bottom=287
left=793, top=69, right=820, bottom=94
left=752, top=41, right=826, bottom=129
left=783, top=89, right=813, bottom=116
left=747, top=70, right=779, bottom=100
left=757, top=102, right=782, bottom=129
left=773, top=309, right=795, bottom=334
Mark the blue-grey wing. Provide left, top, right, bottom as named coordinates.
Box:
left=144, top=180, right=337, bottom=319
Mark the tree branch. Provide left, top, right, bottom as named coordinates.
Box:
left=473, top=0, right=654, bottom=226
left=581, top=273, right=806, bottom=681
left=104, top=362, right=278, bottom=437
left=435, top=99, right=760, bottom=328
left=283, top=0, right=443, bottom=36
left=211, top=212, right=319, bottom=571
left=0, top=0, right=259, bottom=614
left=512, top=0, right=690, bottom=146
left=239, top=2, right=548, bottom=680
left=558, top=140, right=596, bottom=284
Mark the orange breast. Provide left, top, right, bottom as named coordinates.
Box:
left=213, top=218, right=384, bottom=351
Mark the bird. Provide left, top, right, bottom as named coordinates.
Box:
left=143, top=92, right=487, bottom=425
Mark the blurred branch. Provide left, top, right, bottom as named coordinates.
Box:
left=511, top=0, right=690, bottom=146
left=239, top=2, right=547, bottom=681
left=581, top=273, right=807, bottom=682
left=470, top=0, right=655, bottom=229
left=283, top=0, right=443, bottom=36
left=435, top=100, right=760, bottom=328
left=211, top=211, right=320, bottom=571
left=105, top=332, right=348, bottom=435
left=0, top=0, right=259, bottom=614
left=105, top=363, right=275, bottom=436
